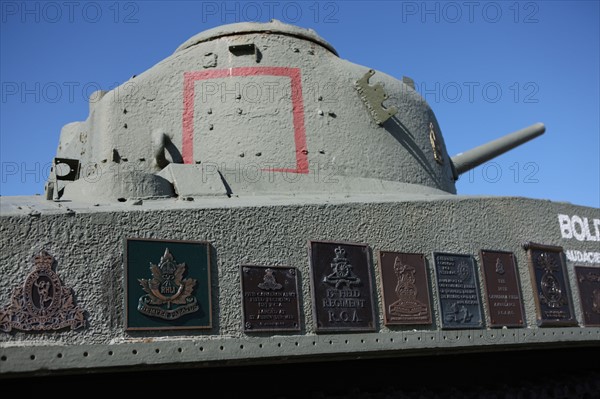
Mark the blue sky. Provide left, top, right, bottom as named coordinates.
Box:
left=1, top=1, right=598, bottom=208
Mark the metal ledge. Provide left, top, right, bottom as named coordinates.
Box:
left=2, top=327, right=599, bottom=377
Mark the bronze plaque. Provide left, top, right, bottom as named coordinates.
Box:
left=480, top=250, right=525, bottom=328
left=240, top=265, right=301, bottom=332
left=309, top=241, right=377, bottom=332
left=0, top=251, right=86, bottom=333
left=378, top=251, right=432, bottom=325
left=433, top=252, right=484, bottom=329
left=125, top=238, right=212, bottom=331
left=524, top=242, right=577, bottom=327
left=574, top=266, right=600, bottom=327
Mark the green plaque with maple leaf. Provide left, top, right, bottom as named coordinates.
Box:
left=125, top=238, right=212, bottom=331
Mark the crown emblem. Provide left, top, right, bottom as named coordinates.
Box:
left=323, top=246, right=361, bottom=288
left=33, top=250, right=55, bottom=270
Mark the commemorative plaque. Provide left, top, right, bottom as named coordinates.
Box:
left=433, top=252, right=484, bottom=329
left=309, top=241, right=376, bottom=332
left=378, top=251, right=432, bottom=325
left=0, top=250, right=86, bottom=333
left=523, top=242, right=577, bottom=327
left=574, top=266, right=600, bottom=327
left=240, top=265, right=301, bottom=332
left=480, top=250, right=525, bottom=327
left=125, top=238, right=212, bottom=331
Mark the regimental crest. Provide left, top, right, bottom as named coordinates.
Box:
left=495, top=257, right=505, bottom=275
left=258, top=268, right=283, bottom=291
left=137, top=248, right=199, bottom=320
left=457, top=260, right=471, bottom=281
left=324, top=246, right=361, bottom=289
left=0, top=251, right=86, bottom=333
left=535, top=252, right=566, bottom=309
left=388, top=257, right=427, bottom=317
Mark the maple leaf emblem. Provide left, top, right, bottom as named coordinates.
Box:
left=138, top=248, right=196, bottom=308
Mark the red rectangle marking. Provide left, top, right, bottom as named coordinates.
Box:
left=182, top=67, right=308, bottom=174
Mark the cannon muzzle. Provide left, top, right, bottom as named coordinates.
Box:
left=451, top=123, right=546, bottom=179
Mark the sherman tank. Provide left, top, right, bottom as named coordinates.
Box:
left=1, top=20, right=598, bottom=395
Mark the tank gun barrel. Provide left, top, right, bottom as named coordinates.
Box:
left=451, top=122, right=546, bottom=178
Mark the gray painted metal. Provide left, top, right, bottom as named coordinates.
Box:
left=1, top=21, right=598, bottom=378
left=47, top=20, right=548, bottom=202
left=1, top=194, right=598, bottom=376
left=175, top=19, right=338, bottom=55
left=451, top=123, right=546, bottom=177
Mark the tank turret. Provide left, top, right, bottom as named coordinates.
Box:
left=4, top=20, right=597, bottom=389
left=45, top=20, right=543, bottom=202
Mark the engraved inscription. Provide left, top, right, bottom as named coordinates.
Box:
left=480, top=250, right=525, bottom=327
left=524, top=242, right=577, bottom=327
left=379, top=251, right=432, bottom=325
left=309, top=241, right=376, bottom=332
left=574, top=266, right=600, bottom=327
left=241, top=266, right=300, bottom=332
left=433, top=253, right=484, bottom=329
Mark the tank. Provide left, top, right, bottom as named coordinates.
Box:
left=1, top=20, right=598, bottom=393
left=42, top=20, right=548, bottom=202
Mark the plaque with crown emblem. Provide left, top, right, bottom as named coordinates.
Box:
left=574, top=266, right=600, bottom=327
left=0, top=251, right=86, bottom=333
left=480, top=250, right=525, bottom=328
left=523, top=242, right=577, bottom=327
left=125, top=238, right=212, bottom=331
left=240, top=265, right=301, bottom=332
left=308, top=241, right=376, bottom=332
left=378, top=251, right=432, bottom=326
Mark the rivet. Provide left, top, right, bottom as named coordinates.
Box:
left=237, top=108, right=243, bottom=114
left=318, top=110, right=324, bottom=115
left=209, top=124, right=214, bottom=130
